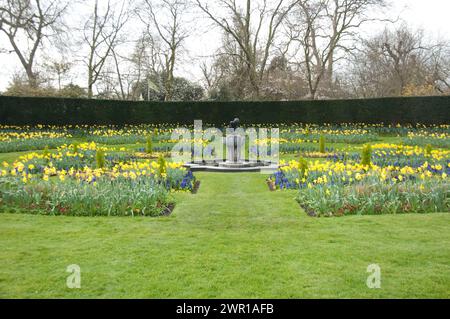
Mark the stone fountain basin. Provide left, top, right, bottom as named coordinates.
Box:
left=184, top=161, right=278, bottom=173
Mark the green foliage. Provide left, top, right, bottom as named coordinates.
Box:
left=146, top=135, right=153, bottom=154
left=281, top=129, right=378, bottom=144
left=0, top=177, right=171, bottom=217
left=296, top=179, right=449, bottom=217
left=402, top=136, right=450, bottom=148
left=425, top=144, right=432, bottom=156
left=1, top=95, right=449, bottom=125
left=319, top=135, right=326, bottom=153
left=1, top=173, right=449, bottom=298
left=157, top=155, right=166, bottom=177
left=361, top=144, right=372, bottom=167
left=208, top=82, right=236, bottom=101
left=297, top=157, right=308, bottom=179
left=0, top=138, right=71, bottom=153
left=96, top=150, right=105, bottom=169
left=88, top=135, right=147, bottom=145
left=140, top=75, right=204, bottom=101
left=59, top=83, right=87, bottom=98
left=43, top=145, right=50, bottom=158
left=3, top=75, right=57, bottom=97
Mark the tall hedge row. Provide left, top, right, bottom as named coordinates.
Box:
left=0, top=95, right=449, bottom=125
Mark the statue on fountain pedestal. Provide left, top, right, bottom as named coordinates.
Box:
left=225, top=118, right=244, bottom=164
left=229, top=118, right=240, bottom=129
left=185, top=117, right=277, bottom=172
left=219, top=118, right=247, bottom=168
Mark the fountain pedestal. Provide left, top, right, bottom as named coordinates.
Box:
left=184, top=117, right=278, bottom=172
left=219, top=134, right=253, bottom=168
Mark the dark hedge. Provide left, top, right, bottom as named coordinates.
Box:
left=0, top=95, right=449, bottom=125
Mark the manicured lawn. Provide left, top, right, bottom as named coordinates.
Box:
left=1, top=172, right=449, bottom=298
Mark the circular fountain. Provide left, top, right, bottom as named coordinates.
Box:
left=185, top=118, right=278, bottom=173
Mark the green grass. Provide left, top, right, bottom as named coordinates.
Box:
left=1, top=172, right=449, bottom=298
left=0, top=135, right=449, bottom=298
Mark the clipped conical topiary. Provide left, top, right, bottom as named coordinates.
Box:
left=146, top=135, right=153, bottom=154
left=96, top=149, right=105, bottom=169
left=361, top=144, right=372, bottom=168
left=298, top=157, right=308, bottom=179
left=319, top=135, right=326, bottom=153
left=157, top=155, right=166, bottom=178
left=425, top=144, right=432, bottom=156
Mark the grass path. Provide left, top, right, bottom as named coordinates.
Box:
left=1, top=172, right=449, bottom=298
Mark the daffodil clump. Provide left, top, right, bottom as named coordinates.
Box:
left=0, top=175, right=172, bottom=217
left=268, top=159, right=448, bottom=190
left=2, top=123, right=447, bottom=156
left=279, top=124, right=379, bottom=145
left=88, top=125, right=171, bottom=145
left=0, top=141, right=197, bottom=217
left=85, top=124, right=214, bottom=146
left=258, top=123, right=450, bottom=154
left=253, top=137, right=337, bottom=156
left=0, top=125, right=73, bottom=153
left=370, top=143, right=450, bottom=167
left=11, top=142, right=106, bottom=172
left=297, top=178, right=449, bottom=217
left=276, top=123, right=448, bottom=135
left=402, top=129, right=450, bottom=148
left=88, top=126, right=215, bottom=153
left=268, top=142, right=449, bottom=217
left=2, top=142, right=195, bottom=190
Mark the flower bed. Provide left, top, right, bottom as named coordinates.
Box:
left=268, top=142, right=449, bottom=217
left=0, top=142, right=197, bottom=217
left=0, top=126, right=73, bottom=153
left=297, top=178, right=449, bottom=217
left=0, top=176, right=172, bottom=217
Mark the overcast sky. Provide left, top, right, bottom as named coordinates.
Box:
left=0, top=0, right=449, bottom=92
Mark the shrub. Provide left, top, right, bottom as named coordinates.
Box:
left=43, top=145, right=50, bottom=158
left=361, top=144, right=372, bottom=167
left=157, top=155, right=166, bottom=178
left=1, top=95, right=449, bottom=125
left=425, top=144, right=432, bottom=156
left=297, top=157, right=308, bottom=179
left=146, top=135, right=153, bottom=154
left=319, top=135, right=326, bottom=153
left=96, top=150, right=105, bottom=169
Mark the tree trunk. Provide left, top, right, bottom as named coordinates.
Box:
left=87, top=69, right=94, bottom=99
left=25, top=65, right=38, bottom=88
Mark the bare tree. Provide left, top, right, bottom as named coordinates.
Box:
left=44, top=58, right=71, bottom=90
left=108, top=29, right=137, bottom=100
left=126, top=32, right=165, bottom=100
left=137, top=0, right=190, bottom=101
left=83, top=0, right=129, bottom=98
left=0, top=0, right=67, bottom=87
left=196, top=0, right=296, bottom=99
left=351, top=25, right=450, bottom=97
left=205, top=28, right=251, bottom=100
left=428, top=44, right=450, bottom=94
left=287, top=0, right=388, bottom=99
left=200, top=60, right=224, bottom=94
left=108, top=45, right=147, bottom=101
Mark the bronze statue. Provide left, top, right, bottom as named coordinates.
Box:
left=229, top=118, right=240, bottom=129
